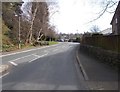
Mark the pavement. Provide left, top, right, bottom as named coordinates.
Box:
left=76, top=47, right=118, bottom=90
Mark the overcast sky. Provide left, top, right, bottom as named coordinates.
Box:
left=49, top=0, right=118, bottom=34
left=22, top=0, right=119, bottom=34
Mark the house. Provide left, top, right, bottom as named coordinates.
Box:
left=100, top=28, right=112, bottom=35
left=110, top=1, right=120, bottom=35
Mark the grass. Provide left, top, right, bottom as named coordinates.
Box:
left=2, top=44, right=35, bottom=52
left=48, top=41, right=58, bottom=45
left=2, top=41, right=59, bottom=52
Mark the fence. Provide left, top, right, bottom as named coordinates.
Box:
left=81, top=35, right=120, bottom=53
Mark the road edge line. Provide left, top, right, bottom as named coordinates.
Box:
left=1, top=43, right=59, bottom=57
left=0, top=72, right=9, bottom=78
left=76, top=48, right=89, bottom=81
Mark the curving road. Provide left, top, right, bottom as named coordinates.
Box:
left=2, top=42, right=89, bottom=90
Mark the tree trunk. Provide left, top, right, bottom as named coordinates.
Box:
left=26, top=3, right=39, bottom=44
left=37, top=28, right=42, bottom=41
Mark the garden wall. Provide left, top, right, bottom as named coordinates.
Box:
left=81, top=35, right=120, bottom=53
left=80, top=35, right=120, bottom=68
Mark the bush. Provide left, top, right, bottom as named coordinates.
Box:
left=2, top=44, right=15, bottom=52
left=33, top=41, right=49, bottom=46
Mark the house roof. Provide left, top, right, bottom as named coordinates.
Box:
left=110, top=1, right=120, bottom=24
left=100, top=28, right=112, bottom=35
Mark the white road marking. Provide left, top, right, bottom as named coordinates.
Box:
left=9, top=61, right=18, bottom=66
left=29, top=53, right=48, bottom=63
left=68, top=46, right=73, bottom=49
left=44, top=50, right=48, bottom=53
left=39, top=53, right=48, bottom=57
left=98, top=88, right=104, bottom=90
left=0, top=72, right=9, bottom=78
left=8, top=54, right=34, bottom=63
left=0, top=44, right=59, bottom=57
left=28, top=58, right=38, bottom=63
left=90, top=87, right=104, bottom=90
left=53, top=49, right=58, bottom=52
left=33, top=54, right=40, bottom=58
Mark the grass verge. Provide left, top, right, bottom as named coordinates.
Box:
left=2, top=41, right=58, bottom=52
left=49, top=41, right=58, bottom=45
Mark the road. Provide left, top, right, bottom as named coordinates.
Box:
left=2, top=42, right=89, bottom=90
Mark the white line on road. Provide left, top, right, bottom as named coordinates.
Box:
left=33, top=54, right=40, bottom=58
left=53, top=49, right=58, bottom=52
left=44, top=50, right=48, bottom=53
left=29, top=53, right=48, bottom=63
left=39, top=53, right=48, bottom=58
left=0, top=72, right=9, bottom=78
left=0, top=44, right=59, bottom=57
left=8, top=54, right=34, bottom=64
left=9, top=61, right=18, bottom=66
left=28, top=58, right=39, bottom=63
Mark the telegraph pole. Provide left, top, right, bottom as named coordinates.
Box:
left=18, top=16, right=21, bottom=49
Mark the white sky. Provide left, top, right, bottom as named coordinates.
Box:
left=49, top=0, right=118, bottom=34
left=22, top=0, right=118, bottom=34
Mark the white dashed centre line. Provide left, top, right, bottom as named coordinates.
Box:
left=44, top=50, right=48, bottom=53
left=9, top=61, right=18, bottom=66
left=8, top=54, right=35, bottom=66
left=53, top=49, right=58, bottom=52
left=29, top=53, right=48, bottom=63
left=8, top=54, right=34, bottom=63
left=33, top=54, right=40, bottom=58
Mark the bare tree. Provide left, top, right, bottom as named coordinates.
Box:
left=25, top=2, right=39, bottom=44
left=89, top=0, right=119, bottom=22
left=24, top=2, right=49, bottom=44
left=47, top=25, right=56, bottom=41
left=23, top=1, right=58, bottom=44
left=90, top=25, right=100, bottom=33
